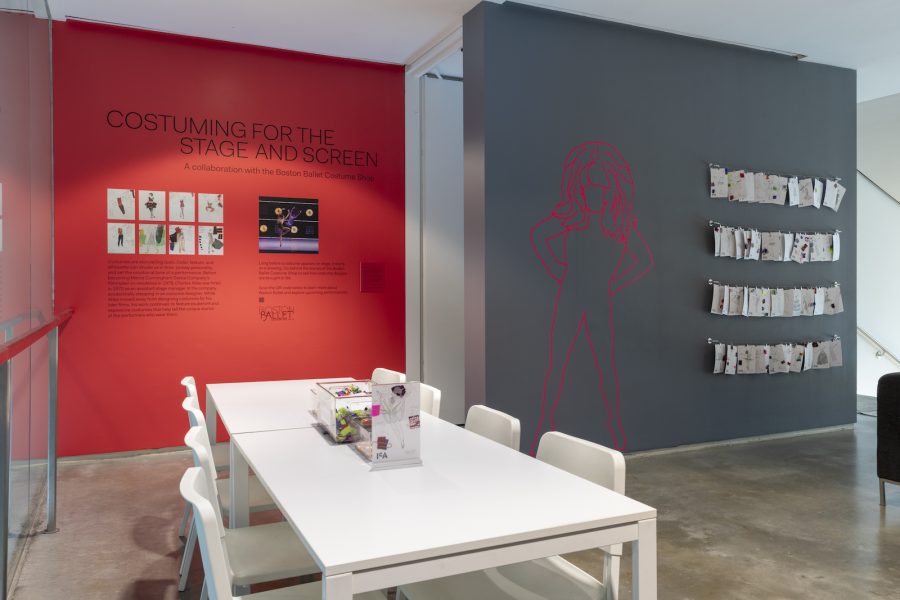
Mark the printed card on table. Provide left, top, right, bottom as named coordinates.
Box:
left=367, top=383, right=422, bottom=470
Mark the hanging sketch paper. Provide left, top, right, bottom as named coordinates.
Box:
left=725, top=345, right=738, bottom=375
left=710, top=284, right=724, bottom=315
left=727, top=170, right=747, bottom=202
left=824, top=286, right=844, bottom=315
left=760, top=232, right=783, bottom=261
left=830, top=339, right=844, bottom=367
left=813, top=178, right=824, bottom=208
left=822, top=179, right=846, bottom=212
left=713, top=343, right=726, bottom=374
left=787, top=177, right=800, bottom=206
left=766, top=175, right=788, bottom=205
left=710, top=166, right=728, bottom=198
left=753, top=172, right=768, bottom=204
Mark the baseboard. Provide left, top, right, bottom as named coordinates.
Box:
left=60, top=444, right=189, bottom=463
left=627, top=424, right=856, bottom=459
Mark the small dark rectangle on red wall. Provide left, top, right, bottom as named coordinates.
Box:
left=360, top=262, right=385, bottom=293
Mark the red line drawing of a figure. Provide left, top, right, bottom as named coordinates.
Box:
left=528, top=142, right=654, bottom=454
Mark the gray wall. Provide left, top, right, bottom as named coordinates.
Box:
left=464, top=2, right=857, bottom=452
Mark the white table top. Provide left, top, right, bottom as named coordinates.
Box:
left=207, top=377, right=351, bottom=435
left=233, top=414, right=656, bottom=576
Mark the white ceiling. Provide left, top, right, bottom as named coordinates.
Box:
left=45, top=0, right=900, bottom=101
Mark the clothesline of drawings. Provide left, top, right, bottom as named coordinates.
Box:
left=708, top=162, right=842, bottom=184
left=707, top=334, right=841, bottom=345
left=709, top=283, right=844, bottom=317
left=707, top=220, right=841, bottom=235
left=709, top=164, right=846, bottom=212
left=710, top=222, right=840, bottom=263
left=707, top=278, right=839, bottom=289
left=710, top=337, right=843, bottom=375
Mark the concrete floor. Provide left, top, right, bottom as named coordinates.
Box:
left=9, top=416, right=899, bottom=599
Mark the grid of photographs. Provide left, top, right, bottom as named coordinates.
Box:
left=107, top=189, right=225, bottom=255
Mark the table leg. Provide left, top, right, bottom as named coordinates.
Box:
left=229, top=440, right=249, bottom=528
left=205, top=386, right=217, bottom=446
left=632, top=518, right=657, bottom=599
left=322, top=572, right=352, bottom=600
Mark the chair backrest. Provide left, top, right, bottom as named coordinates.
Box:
left=182, top=395, right=209, bottom=431
left=537, top=431, right=625, bottom=599
left=184, top=426, right=225, bottom=534
left=371, top=367, right=406, bottom=384
left=465, top=405, right=521, bottom=451
left=180, top=467, right=235, bottom=600
left=536, top=431, right=625, bottom=494
left=181, top=375, right=198, bottom=400
left=420, top=383, right=442, bottom=418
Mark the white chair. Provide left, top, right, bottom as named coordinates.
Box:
left=180, top=466, right=385, bottom=600
left=182, top=375, right=199, bottom=401
left=398, top=431, right=625, bottom=600
left=464, top=405, right=521, bottom=451
left=179, top=414, right=280, bottom=592
left=181, top=427, right=321, bottom=596
left=182, top=376, right=230, bottom=472
left=420, top=383, right=442, bottom=418
left=371, top=367, right=406, bottom=384
left=180, top=376, right=226, bottom=541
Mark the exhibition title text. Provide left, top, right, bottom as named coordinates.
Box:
left=105, top=110, right=378, bottom=167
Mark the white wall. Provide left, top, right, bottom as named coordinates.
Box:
left=857, top=172, right=900, bottom=396
left=421, top=76, right=466, bottom=423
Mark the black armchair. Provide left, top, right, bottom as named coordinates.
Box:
left=878, top=372, right=900, bottom=505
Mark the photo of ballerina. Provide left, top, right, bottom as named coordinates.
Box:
left=258, top=196, right=319, bottom=254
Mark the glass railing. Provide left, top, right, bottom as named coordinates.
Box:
left=0, top=310, right=72, bottom=595
left=0, top=1, right=53, bottom=596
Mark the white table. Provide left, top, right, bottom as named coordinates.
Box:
left=205, top=377, right=351, bottom=527
left=233, top=414, right=658, bottom=599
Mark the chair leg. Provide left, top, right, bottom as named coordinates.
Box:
left=880, top=479, right=886, bottom=506
left=178, top=521, right=197, bottom=591
left=178, top=519, right=193, bottom=576
left=178, top=503, right=191, bottom=541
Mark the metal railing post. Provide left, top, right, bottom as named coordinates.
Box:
left=45, top=327, right=59, bottom=533
left=1, top=360, right=11, bottom=599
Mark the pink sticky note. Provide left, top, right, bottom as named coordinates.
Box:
left=371, top=404, right=380, bottom=416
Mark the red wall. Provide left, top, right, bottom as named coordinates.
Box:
left=53, top=22, right=405, bottom=456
